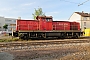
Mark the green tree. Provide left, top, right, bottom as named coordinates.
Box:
left=32, top=8, right=45, bottom=19
left=3, top=24, right=8, bottom=31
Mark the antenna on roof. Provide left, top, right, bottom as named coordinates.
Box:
left=78, top=0, right=89, bottom=6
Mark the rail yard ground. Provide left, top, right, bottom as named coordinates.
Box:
left=0, top=34, right=90, bottom=60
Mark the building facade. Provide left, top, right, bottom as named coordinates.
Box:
left=0, top=16, right=17, bottom=33
left=69, top=11, right=90, bottom=31
left=0, top=16, right=5, bottom=31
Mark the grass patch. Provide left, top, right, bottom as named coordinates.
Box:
left=0, top=37, right=21, bottom=42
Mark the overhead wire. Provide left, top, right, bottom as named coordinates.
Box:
left=78, top=0, right=90, bottom=6
left=60, top=0, right=90, bottom=6
left=60, top=0, right=79, bottom=4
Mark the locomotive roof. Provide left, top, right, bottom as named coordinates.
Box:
left=36, top=16, right=52, bottom=18
left=53, top=21, right=70, bottom=22
left=17, top=19, right=38, bottom=21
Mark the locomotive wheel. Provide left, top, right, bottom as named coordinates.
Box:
left=42, top=33, right=46, bottom=38
left=19, top=34, right=28, bottom=40
left=19, top=34, right=24, bottom=39
left=72, top=35, right=78, bottom=39
left=37, top=33, right=46, bottom=39
left=23, top=35, right=28, bottom=40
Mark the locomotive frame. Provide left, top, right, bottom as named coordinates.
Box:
left=13, top=30, right=82, bottom=40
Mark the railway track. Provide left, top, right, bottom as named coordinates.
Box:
left=0, top=39, right=90, bottom=51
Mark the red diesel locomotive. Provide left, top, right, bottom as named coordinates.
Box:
left=13, top=16, right=82, bottom=39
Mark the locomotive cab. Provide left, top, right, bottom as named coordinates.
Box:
left=36, top=16, right=53, bottom=30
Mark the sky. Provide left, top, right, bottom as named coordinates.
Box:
left=0, top=0, right=90, bottom=20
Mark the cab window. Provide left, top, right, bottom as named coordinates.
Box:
left=46, top=18, right=52, bottom=21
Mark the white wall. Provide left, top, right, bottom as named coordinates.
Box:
left=69, top=13, right=81, bottom=21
